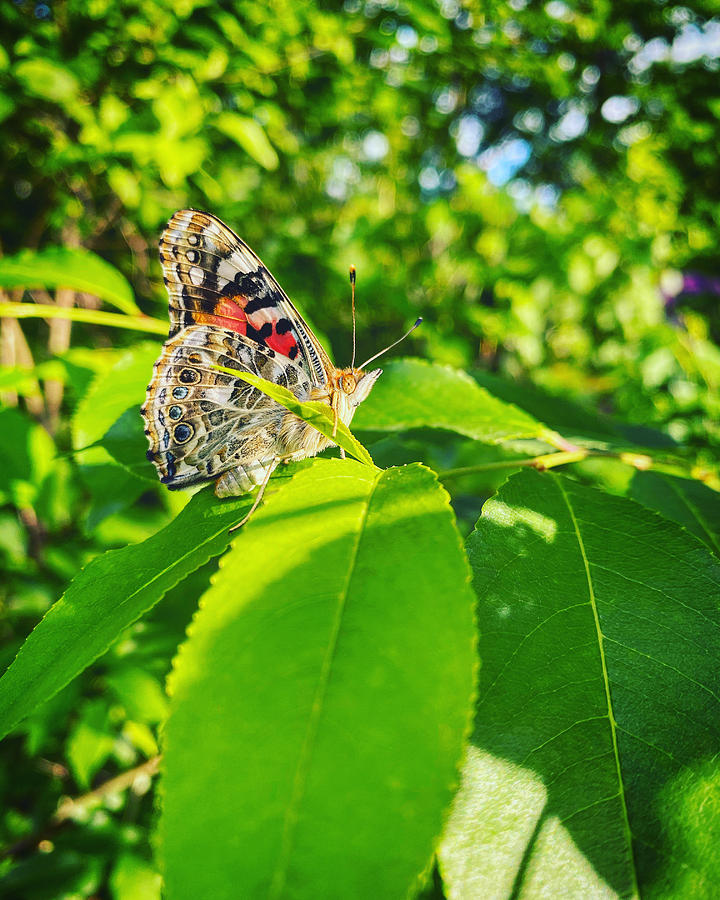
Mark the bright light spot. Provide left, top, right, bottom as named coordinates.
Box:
left=401, top=115, right=420, bottom=137
left=671, top=22, right=720, bottom=64
left=550, top=103, right=588, bottom=141
left=601, top=95, right=640, bottom=124
left=617, top=121, right=651, bottom=145
left=478, top=138, right=531, bottom=186
left=629, top=22, right=720, bottom=74
left=581, top=64, right=600, bottom=85
left=418, top=166, right=440, bottom=191
left=545, top=0, right=572, bottom=21
left=396, top=24, right=418, bottom=48
left=435, top=85, right=459, bottom=115
left=455, top=114, right=484, bottom=157
left=389, top=45, right=408, bottom=63
left=486, top=501, right=558, bottom=541
left=514, top=107, right=545, bottom=134
left=362, top=130, right=389, bottom=161
left=440, top=0, right=459, bottom=19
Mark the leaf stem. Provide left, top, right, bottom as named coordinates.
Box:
left=439, top=448, right=590, bottom=479
left=0, top=301, right=167, bottom=335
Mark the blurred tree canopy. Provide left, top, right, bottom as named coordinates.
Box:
left=2, top=0, right=719, bottom=447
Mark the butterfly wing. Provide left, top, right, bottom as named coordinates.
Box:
left=159, top=209, right=332, bottom=386
left=142, top=324, right=314, bottom=490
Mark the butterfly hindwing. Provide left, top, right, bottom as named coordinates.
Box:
left=159, top=209, right=331, bottom=385
left=142, top=324, right=313, bottom=490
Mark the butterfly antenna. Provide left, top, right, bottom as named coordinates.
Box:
left=349, top=264, right=357, bottom=369
left=358, top=317, right=423, bottom=370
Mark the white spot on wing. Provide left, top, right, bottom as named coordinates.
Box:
left=188, top=266, right=204, bottom=286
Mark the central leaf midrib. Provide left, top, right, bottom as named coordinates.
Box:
left=268, top=469, right=382, bottom=898
left=553, top=474, right=639, bottom=898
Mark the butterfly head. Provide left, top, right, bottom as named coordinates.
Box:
left=330, top=366, right=382, bottom=425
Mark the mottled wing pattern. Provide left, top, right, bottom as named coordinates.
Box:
left=142, top=324, right=313, bottom=491
left=159, top=209, right=332, bottom=386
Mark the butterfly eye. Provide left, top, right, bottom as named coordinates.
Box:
left=341, top=373, right=356, bottom=394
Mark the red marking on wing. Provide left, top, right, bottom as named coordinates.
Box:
left=265, top=329, right=299, bottom=357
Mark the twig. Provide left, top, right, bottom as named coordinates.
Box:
left=0, top=756, right=161, bottom=861
left=439, top=448, right=589, bottom=480
left=0, top=288, right=46, bottom=418
left=54, top=755, right=161, bottom=823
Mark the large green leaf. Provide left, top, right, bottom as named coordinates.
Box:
left=0, top=247, right=141, bottom=315
left=473, top=370, right=677, bottom=450
left=0, top=488, right=253, bottom=741
left=441, top=469, right=720, bottom=898
left=352, top=358, right=547, bottom=445
left=161, top=459, right=477, bottom=899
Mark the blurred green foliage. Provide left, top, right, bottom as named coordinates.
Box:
left=0, top=0, right=719, bottom=896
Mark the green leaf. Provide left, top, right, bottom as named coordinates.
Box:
left=628, top=470, right=720, bottom=556
left=474, top=370, right=677, bottom=450
left=73, top=343, right=159, bottom=453
left=161, top=460, right=477, bottom=899
left=66, top=698, right=115, bottom=789
left=441, top=469, right=720, bottom=898
left=110, top=853, right=162, bottom=900
left=0, top=247, right=141, bottom=315
left=213, top=365, right=375, bottom=467
left=353, top=358, right=547, bottom=445
left=14, top=59, right=80, bottom=106
left=214, top=113, right=280, bottom=170
left=0, top=488, right=254, bottom=741
left=100, top=406, right=158, bottom=482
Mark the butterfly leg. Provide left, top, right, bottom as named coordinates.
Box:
left=229, top=461, right=278, bottom=532
left=331, top=391, right=339, bottom=439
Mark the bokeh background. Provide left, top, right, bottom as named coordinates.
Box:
left=1, top=0, right=719, bottom=896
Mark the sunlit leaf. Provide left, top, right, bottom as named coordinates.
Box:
left=353, top=358, right=547, bottom=445
left=214, top=113, right=279, bottom=170
left=0, top=248, right=141, bottom=315
left=441, top=469, right=720, bottom=898
left=161, top=460, right=477, bottom=899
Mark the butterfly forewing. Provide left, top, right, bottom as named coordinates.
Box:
left=159, top=209, right=331, bottom=385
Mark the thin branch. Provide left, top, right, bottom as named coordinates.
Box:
left=0, top=756, right=162, bottom=861
left=54, top=755, right=161, bottom=823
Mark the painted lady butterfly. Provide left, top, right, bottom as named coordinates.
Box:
left=142, top=210, right=384, bottom=500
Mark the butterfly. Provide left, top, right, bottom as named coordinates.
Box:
left=142, top=209, right=390, bottom=506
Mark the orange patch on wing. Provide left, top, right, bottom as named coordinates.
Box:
left=193, top=296, right=249, bottom=335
